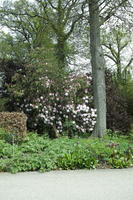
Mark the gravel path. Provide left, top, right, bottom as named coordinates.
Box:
left=0, top=168, right=133, bottom=200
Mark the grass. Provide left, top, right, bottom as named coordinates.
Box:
left=0, top=130, right=133, bottom=173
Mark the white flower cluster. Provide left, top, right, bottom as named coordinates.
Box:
left=14, top=73, right=97, bottom=135
left=62, top=103, right=97, bottom=133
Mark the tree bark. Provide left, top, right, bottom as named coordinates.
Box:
left=88, top=0, right=106, bottom=137
left=56, top=36, right=66, bottom=69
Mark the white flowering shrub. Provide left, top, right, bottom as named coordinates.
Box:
left=7, top=61, right=131, bottom=135
left=7, top=63, right=97, bottom=137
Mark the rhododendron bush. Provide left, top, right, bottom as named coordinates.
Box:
left=7, top=63, right=97, bottom=137
left=6, top=59, right=131, bottom=137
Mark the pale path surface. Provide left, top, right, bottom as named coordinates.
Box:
left=0, top=169, right=133, bottom=200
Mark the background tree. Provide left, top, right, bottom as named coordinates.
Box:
left=36, top=0, right=85, bottom=69
left=0, top=0, right=85, bottom=69
left=102, top=26, right=133, bottom=84
left=0, top=0, right=53, bottom=49
left=0, top=31, right=30, bottom=62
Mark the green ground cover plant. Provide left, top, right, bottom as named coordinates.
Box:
left=0, top=130, right=133, bottom=173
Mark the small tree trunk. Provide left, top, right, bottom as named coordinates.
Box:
left=89, top=0, right=106, bottom=137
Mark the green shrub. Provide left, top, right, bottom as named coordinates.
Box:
left=0, top=133, right=133, bottom=173
left=0, top=98, right=8, bottom=112
left=57, top=148, right=97, bottom=170
left=106, top=71, right=131, bottom=133
left=107, top=146, right=133, bottom=168
left=120, top=79, right=133, bottom=119
left=0, top=128, right=21, bottom=144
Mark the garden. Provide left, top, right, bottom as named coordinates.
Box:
left=0, top=129, right=133, bottom=173
left=0, top=65, right=132, bottom=173
left=0, top=0, right=133, bottom=173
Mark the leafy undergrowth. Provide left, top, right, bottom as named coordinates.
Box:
left=0, top=132, right=133, bottom=173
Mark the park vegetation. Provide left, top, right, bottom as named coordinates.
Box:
left=0, top=129, right=133, bottom=173
left=0, top=0, right=132, bottom=172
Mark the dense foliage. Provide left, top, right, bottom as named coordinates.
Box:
left=119, top=78, right=133, bottom=120
left=4, top=60, right=130, bottom=136
left=0, top=130, right=133, bottom=173
left=106, top=71, right=131, bottom=133
left=6, top=60, right=97, bottom=137
left=0, top=59, right=23, bottom=85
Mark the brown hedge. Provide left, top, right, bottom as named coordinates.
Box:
left=0, top=112, right=27, bottom=138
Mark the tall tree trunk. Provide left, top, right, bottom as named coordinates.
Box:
left=89, top=0, right=106, bottom=137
